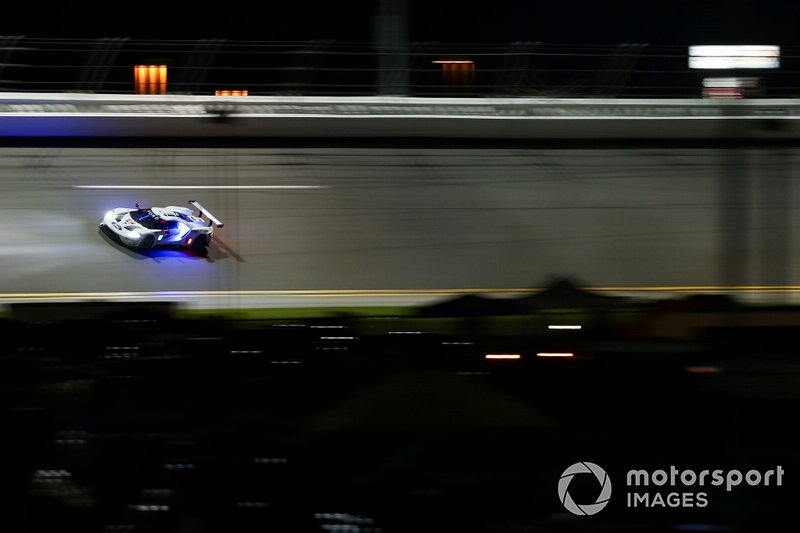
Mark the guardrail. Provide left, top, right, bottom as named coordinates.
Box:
left=0, top=92, right=796, bottom=115
left=1, top=93, right=799, bottom=139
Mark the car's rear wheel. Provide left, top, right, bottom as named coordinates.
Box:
left=190, top=234, right=208, bottom=255
left=138, top=234, right=155, bottom=250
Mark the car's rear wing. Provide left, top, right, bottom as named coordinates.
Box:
left=189, top=200, right=224, bottom=228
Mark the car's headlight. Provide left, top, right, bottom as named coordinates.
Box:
left=105, top=211, right=115, bottom=220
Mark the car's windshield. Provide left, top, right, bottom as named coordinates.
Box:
left=130, top=209, right=165, bottom=230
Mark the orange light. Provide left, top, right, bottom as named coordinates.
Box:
left=536, top=352, right=574, bottom=358
left=433, top=60, right=475, bottom=86
left=215, top=90, right=249, bottom=96
left=685, top=366, right=723, bottom=374
left=135, top=65, right=167, bottom=95
left=485, top=354, right=521, bottom=360
left=149, top=65, right=158, bottom=94
left=159, top=65, right=167, bottom=95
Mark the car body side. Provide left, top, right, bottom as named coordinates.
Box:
left=100, top=205, right=215, bottom=251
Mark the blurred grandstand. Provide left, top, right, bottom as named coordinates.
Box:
left=1, top=280, right=799, bottom=531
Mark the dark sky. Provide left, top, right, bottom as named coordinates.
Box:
left=4, top=0, right=800, bottom=45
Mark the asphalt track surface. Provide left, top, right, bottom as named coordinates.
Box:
left=1, top=145, right=797, bottom=307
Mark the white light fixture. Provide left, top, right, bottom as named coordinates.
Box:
left=689, top=45, right=780, bottom=69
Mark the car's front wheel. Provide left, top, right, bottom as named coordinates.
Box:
left=138, top=234, right=155, bottom=250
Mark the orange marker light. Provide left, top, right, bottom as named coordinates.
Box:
left=134, top=65, right=167, bottom=95
left=432, top=60, right=475, bottom=85
left=685, top=366, right=723, bottom=374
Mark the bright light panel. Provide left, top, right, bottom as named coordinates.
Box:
left=689, top=45, right=779, bottom=69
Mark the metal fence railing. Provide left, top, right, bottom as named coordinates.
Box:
left=3, top=37, right=800, bottom=98
left=3, top=93, right=800, bottom=119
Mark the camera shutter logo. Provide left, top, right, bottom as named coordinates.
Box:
left=558, top=462, right=612, bottom=515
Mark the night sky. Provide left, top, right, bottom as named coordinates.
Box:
left=3, top=0, right=800, bottom=45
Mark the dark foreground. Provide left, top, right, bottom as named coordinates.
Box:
left=1, top=295, right=798, bottom=532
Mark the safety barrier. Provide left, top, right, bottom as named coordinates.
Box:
left=0, top=93, right=798, bottom=139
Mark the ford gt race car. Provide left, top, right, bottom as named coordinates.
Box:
left=100, top=200, right=223, bottom=254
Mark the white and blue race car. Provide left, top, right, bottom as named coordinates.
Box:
left=100, top=200, right=223, bottom=254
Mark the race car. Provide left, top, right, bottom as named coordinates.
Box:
left=100, top=200, right=223, bottom=254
